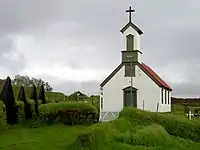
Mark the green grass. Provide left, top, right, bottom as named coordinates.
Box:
left=68, top=117, right=200, bottom=150
left=0, top=124, right=86, bottom=150
left=1, top=121, right=200, bottom=150
left=2, top=106, right=200, bottom=150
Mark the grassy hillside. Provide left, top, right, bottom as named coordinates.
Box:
left=0, top=124, right=86, bottom=150
left=67, top=108, right=200, bottom=149
left=1, top=108, right=200, bottom=149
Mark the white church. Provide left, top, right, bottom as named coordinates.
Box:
left=99, top=6, right=172, bottom=122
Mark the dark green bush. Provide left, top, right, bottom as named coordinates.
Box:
left=26, top=100, right=36, bottom=118
left=17, top=86, right=32, bottom=120
left=38, top=102, right=98, bottom=125
left=38, top=84, right=46, bottom=104
left=0, top=77, right=18, bottom=124
left=15, top=101, right=25, bottom=123
left=30, top=84, right=38, bottom=115
left=119, top=107, right=200, bottom=142
left=0, top=101, right=6, bottom=133
left=194, top=108, right=200, bottom=114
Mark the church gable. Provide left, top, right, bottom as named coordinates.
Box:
left=120, top=22, right=143, bottom=35
left=100, top=62, right=172, bottom=92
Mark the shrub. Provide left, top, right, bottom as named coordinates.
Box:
left=17, top=86, right=32, bottom=120
left=194, top=108, right=200, bottom=114
left=0, top=101, right=6, bottom=133
left=0, top=76, right=18, bottom=124
left=26, top=100, right=36, bottom=118
left=119, top=107, right=200, bottom=142
left=38, top=100, right=42, bottom=105
left=17, top=86, right=27, bottom=103
left=30, top=84, right=38, bottom=115
left=15, top=101, right=25, bottom=123
left=38, top=102, right=98, bottom=125
left=38, top=84, right=46, bottom=104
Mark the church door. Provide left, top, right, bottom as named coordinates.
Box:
left=123, top=87, right=137, bottom=107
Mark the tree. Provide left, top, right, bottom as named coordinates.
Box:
left=38, top=84, right=46, bottom=104
left=12, top=74, right=53, bottom=92
left=0, top=76, right=18, bottom=124
left=30, top=84, right=38, bottom=115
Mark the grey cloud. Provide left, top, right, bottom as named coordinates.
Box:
left=0, top=37, right=26, bottom=75
left=172, top=83, right=200, bottom=98
left=0, top=0, right=199, bottom=96
left=0, top=37, right=13, bottom=55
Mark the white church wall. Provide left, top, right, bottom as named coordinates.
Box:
left=101, top=64, right=167, bottom=114
left=135, top=66, right=161, bottom=112
left=102, top=66, right=130, bottom=112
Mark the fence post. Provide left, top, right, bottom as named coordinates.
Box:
left=143, top=100, right=144, bottom=111
left=156, top=102, right=159, bottom=112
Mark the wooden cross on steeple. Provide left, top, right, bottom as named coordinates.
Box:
left=126, top=6, right=135, bottom=23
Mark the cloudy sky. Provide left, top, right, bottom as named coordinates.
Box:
left=0, top=0, right=199, bottom=97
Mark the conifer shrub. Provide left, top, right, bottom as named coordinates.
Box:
left=17, top=86, right=33, bottom=119
left=38, top=100, right=42, bottom=105
left=38, top=84, right=46, bottom=104
left=30, top=84, right=38, bottom=115
left=0, top=76, right=19, bottom=124
left=15, top=101, right=25, bottom=123
left=118, top=107, right=200, bottom=142
left=0, top=101, right=6, bottom=133
left=26, top=100, right=36, bottom=118
left=38, top=102, right=98, bottom=125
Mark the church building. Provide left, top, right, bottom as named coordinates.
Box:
left=99, top=6, right=172, bottom=122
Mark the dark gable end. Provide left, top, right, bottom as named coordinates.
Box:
left=120, top=22, right=143, bottom=35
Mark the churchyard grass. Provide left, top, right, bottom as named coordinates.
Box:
left=0, top=124, right=87, bottom=150
left=1, top=107, right=200, bottom=149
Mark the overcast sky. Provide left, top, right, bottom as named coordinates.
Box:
left=0, top=0, right=199, bottom=97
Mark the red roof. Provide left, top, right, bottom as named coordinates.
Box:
left=140, top=63, right=172, bottom=91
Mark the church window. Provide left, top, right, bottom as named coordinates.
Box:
left=125, top=64, right=135, bottom=77
left=161, top=88, right=164, bottom=104
left=126, top=34, right=134, bottom=51
left=101, top=97, right=103, bottom=109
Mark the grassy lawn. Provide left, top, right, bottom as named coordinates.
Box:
left=0, top=124, right=86, bottom=150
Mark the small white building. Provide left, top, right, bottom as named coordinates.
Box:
left=99, top=6, right=172, bottom=122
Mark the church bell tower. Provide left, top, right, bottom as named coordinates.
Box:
left=120, top=6, right=143, bottom=77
